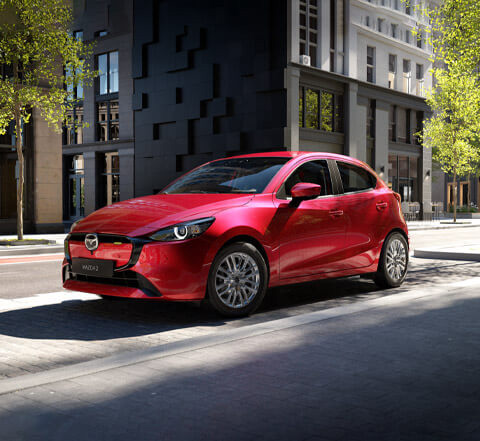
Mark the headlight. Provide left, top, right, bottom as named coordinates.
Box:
left=150, top=217, right=215, bottom=242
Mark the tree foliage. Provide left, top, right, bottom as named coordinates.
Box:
left=0, top=0, right=96, bottom=238
left=415, top=0, right=480, bottom=221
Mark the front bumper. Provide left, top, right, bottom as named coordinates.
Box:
left=63, top=233, right=212, bottom=301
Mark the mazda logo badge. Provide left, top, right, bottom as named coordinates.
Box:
left=85, top=233, right=99, bottom=252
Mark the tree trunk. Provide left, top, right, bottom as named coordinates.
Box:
left=467, top=173, right=471, bottom=208
left=453, top=168, right=457, bottom=223
left=13, top=62, right=24, bottom=240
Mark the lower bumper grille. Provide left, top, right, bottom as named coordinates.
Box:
left=65, top=267, right=162, bottom=297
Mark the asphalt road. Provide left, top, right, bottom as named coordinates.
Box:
left=0, top=226, right=479, bottom=299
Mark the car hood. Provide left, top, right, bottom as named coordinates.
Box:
left=72, top=194, right=254, bottom=237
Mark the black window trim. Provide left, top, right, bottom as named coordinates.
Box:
left=333, top=160, right=378, bottom=196
left=275, top=158, right=341, bottom=200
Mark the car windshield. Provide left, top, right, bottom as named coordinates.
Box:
left=161, top=157, right=290, bottom=194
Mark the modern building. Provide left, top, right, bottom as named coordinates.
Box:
left=63, top=0, right=434, bottom=227
left=0, top=101, right=62, bottom=234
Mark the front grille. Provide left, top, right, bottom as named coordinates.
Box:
left=66, top=233, right=150, bottom=271
left=66, top=268, right=162, bottom=297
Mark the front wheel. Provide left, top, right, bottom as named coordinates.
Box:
left=207, top=242, right=268, bottom=317
left=374, top=232, right=409, bottom=288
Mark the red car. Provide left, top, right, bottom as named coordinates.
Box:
left=63, top=152, right=409, bottom=316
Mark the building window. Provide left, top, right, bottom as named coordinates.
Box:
left=0, top=122, right=15, bottom=146
left=405, top=29, right=411, bottom=44
left=388, top=54, right=397, bottom=89
left=63, top=60, right=84, bottom=145
left=101, top=152, right=120, bottom=206
left=391, top=24, right=398, bottom=38
left=64, top=106, right=84, bottom=145
left=67, top=155, right=85, bottom=219
left=397, top=107, right=407, bottom=143
left=416, top=30, right=423, bottom=48
left=95, top=30, right=109, bottom=38
left=389, top=105, right=397, bottom=141
left=367, top=46, right=375, bottom=83
left=365, top=16, right=371, bottom=27
left=405, top=1, right=412, bottom=15
left=97, top=51, right=119, bottom=95
left=403, top=59, right=411, bottom=93
left=377, top=18, right=384, bottom=33
left=366, top=99, right=376, bottom=168
left=414, top=111, right=423, bottom=145
left=73, top=30, right=83, bottom=41
left=96, top=100, right=119, bottom=142
left=388, top=155, right=419, bottom=202
left=329, top=0, right=335, bottom=71
left=299, top=86, right=344, bottom=133
left=299, top=0, right=318, bottom=67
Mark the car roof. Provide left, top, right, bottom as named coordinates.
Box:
left=220, top=151, right=366, bottom=165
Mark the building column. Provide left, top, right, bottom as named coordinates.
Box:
left=119, top=148, right=135, bottom=200
left=285, top=67, right=300, bottom=152
left=288, top=0, right=299, bottom=64
left=345, top=83, right=366, bottom=162
left=421, top=142, right=432, bottom=215
left=375, top=100, right=390, bottom=181
left=83, top=151, right=99, bottom=215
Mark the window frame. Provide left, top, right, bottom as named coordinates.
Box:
left=96, top=50, right=119, bottom=96
left=276, top=158, right=340, bottom=200
left=334, top=161, right=377, bottom=195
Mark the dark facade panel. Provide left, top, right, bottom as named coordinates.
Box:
left=133, top=0, right=288, bottom=196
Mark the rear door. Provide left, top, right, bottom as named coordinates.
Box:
left=334, top=161, right=389, bottom=269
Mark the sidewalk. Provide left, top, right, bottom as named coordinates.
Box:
left=0, top=234, right=65, bottom=257
left=407, top=218, right=480, bottom=231
left=1, top=277, right=479, bottom=441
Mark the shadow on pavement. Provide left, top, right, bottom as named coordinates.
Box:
left=1, top=293, right=480, bottom=441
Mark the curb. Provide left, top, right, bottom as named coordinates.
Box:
left=408, top=224, right=480, bottom=231
left=414, top=248, right=480, bottom=261
left=0, top=245, right=63, bottom=257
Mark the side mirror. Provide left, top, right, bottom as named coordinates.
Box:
left=290, top=182, right=321, bottom=200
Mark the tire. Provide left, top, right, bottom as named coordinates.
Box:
left=207, top=242, right=268, bottom=317
left=374, top=232, right=409, bottom=289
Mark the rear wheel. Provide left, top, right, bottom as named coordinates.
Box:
left=374, top=232, right=408, bottom=288
left=207, top=242, right=268, bottom=317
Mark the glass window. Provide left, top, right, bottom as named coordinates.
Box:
left=299, top=86, right=343, bottom=133
left=391, top=24, right=398, bottom=38
left=389, top=105, right=397, bottom=141
left=416, top=63, right=424, bottom=80
left=162, top=157, right=290, bottom=195
left=102, top=152, right=120, bottom=206
left=337, top=162, right=376, bottom=193
left=96, top=100, right=119, bottom=142
left=282, top=160, right=333, bottom=198
left=321, top=92, right=333, bottom=132
left=389, top=54, right=397, bottom=73
left=299, top=0, right=318, bottom=67
left=67, top=155, right=85, bottom=219
left=397, top=108, right=407, bottom=143
left=109, top=51, right=119, bottom=93
left=305, top=89, right=319, bottom=129
left=98, top=54, right=108, bottom=95
left=97, top=51, right=119, bottom=95
left=367, top=46, right=375, bottom=83
left=64, top=105, right=84, bottom=145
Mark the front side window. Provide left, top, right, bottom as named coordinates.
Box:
left=162, top=157, right=290, bottom=195
left=279, top=160, right=333, bottom=199
left=337, top=162, right=376, bottom=193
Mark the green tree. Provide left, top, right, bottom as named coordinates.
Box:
left=415, top=0, right=480, bottom=222
left=0, top=0, right=95, bottom=239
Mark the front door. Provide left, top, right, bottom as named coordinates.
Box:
left=272, top=159, right=346, bottom=279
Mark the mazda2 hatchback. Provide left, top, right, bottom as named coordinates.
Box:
left=63, top=152, right=409, bottom=316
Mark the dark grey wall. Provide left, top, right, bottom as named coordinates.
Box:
left=132, top=0, right=288, bottom=195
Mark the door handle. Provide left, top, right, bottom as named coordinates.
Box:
left=329, top=209, right=344, bottom=217
left=376, top=202, right=388, bottom=211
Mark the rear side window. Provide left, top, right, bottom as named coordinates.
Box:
left=279, top=160, right=333, bottom=199
left=337, top=161, right=376, bottom=193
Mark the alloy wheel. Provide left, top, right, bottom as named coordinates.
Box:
left=214, top=252, right=260, bottom=309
